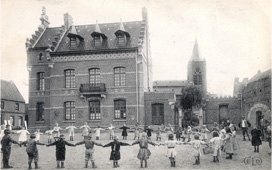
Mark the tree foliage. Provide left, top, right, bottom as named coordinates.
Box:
left=180, top=85, right=203, bottom=110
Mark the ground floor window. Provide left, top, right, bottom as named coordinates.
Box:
left=36, top=102, right=44, bottom=121
left=18, top=116, right=23, bottom=126
left=65, top=102, right=75, bottom=120
left=10, top=116, right=14, bottom=126
left=89, top=101, right=101, bottom=120
left=114, top=99, right=126, bottom=119
left=152, top=103, right=164, bottom=125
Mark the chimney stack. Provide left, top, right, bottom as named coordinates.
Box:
left=142, top=7, right=147, bottom=21
left=40, top=7, right=50, bottom=28
left=64, top=13, right=73, bottom=30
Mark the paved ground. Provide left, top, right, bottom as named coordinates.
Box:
left=3, top=131, right=271, bottom=170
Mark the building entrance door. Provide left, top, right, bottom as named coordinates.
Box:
left=219, top=105, right=229, bottom=124
left=256, top=111, right=262, bottom=129
left=152, top=103, right=164, bottom=125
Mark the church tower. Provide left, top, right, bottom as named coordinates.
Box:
left=187, top=39, right=207, bottom=95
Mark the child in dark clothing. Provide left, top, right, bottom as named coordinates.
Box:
left=46, top=134, right=75, bottom=168
left=1, top=129, right=20, bottom=169
left=175, top=127, right=183, bottom=141
left=21, top=133, right=46, bottom=169
left=103, top=136, right=130, bottom=168
left=251, top=125, right=262, bottom=152
left=119, top=124, right=130, bottom=140
left=75, top=132, right=103, bottom=168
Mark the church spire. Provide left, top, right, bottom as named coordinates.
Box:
left=190, top=38, right=202, bottom=61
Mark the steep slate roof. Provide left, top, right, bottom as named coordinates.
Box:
left=34, top=21, right=143, bottom=51
left=153, top=80, right=188, bottom=87
left=35, top=27, right=64, bottom=48
left=248, top=69, right=271, bottom=83
left=1, top=80, right=25, bottom=102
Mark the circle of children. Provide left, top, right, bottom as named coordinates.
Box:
left=1, top=117, right=271, bottom=169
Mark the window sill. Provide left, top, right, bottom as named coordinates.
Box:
left=35, top=121, right=45, bottom=124
left=113, top=119, right=127, bottom=122
left=87, top=120, right=101, bottom=122
left=63, top=120, right=76, bottom=123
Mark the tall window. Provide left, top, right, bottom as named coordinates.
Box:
left=1, top=101, right=4, bottom=110
left=94, top=36, right=101, bottom=47
left=10, top=116, right=14, bottom=126
left=65, top=69, right=75, bottom=88
left=89, top=101, right=101, bottom=120
left=118, top=34, right=126, bottom=46
left=36, top=102, right=44, bottom=121
left=15, top=103, right=19, bottom=111
left=89, top=68, right=100, bottom=84
left=193, top=68, right=202, bottom=85
left=65, top=102, right=75, bottom=120
left=18, top=116, right=23, bottom=126
left=114, top=67, right=126, bottom=86
left=70, top=37, right=76, bottom=49
left=114, top=99, right=126, bottom=119
left=37, top=72, right=45, bottom=90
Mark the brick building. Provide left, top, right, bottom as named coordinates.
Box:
left=26, top=7, right=152, bottom=130
left=1, top=80, right=26, bottom=128
left=234, top=69, right=271, bottom=128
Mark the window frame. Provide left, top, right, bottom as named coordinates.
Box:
left=37, top=72, right=45, bottom=90
left=65, top=69, right=76, bottom=88
left=114, top=67, right=126, bottom=86
left=94, top=36, right=101, bottom=47
left=10, top=116, right=15, bottom=126
left=1, top=101, right=4, bottom=110
left=89, top=100, right=101, bottom=120
left=89, top=68, right=100, bottom=84
left=65, top=101, right=76, bottom=120
left=114, top=99, right=126, bottom=119
left=36, top=102, right=45, bottom=121
left=117, top=34, right=126, bottom=46
left=193, top=68, right=202, bottom=85
left=70, top=37, right=77, bottom=49
left=15, top=103, right=19, bottom=111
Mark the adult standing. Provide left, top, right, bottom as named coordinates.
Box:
left=119, top=124, right=130, bottom=140
left=80, top=122, right=91, bottom=139
left=260, top=115, right=267, bottom=141
left=238, top=115, right=251, bottom=141
left=266, top=123, right=271, bottom=155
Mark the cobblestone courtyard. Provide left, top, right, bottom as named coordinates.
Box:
left=3, top=131, right=271, bottom=170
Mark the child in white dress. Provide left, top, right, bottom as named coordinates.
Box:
left=94, top=125, right=104, bottom=140
left=209, top=131, right=222, bottom=163
left=160, top=134, right=183, bottom=167
left=17, top=127, right=30, bottom=146
left=65, top=124, right=77, bottom=141
left=34, top=129, right=43, bottom=142
left=187, top=134, right=207, bottom=165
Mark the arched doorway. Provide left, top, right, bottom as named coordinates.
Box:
left=152, top=103, right=164, bottom=125
left=247, top=103, right=271, bottom=127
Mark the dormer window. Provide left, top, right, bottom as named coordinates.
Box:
left=94, top=36, right=102, bottom=47
left=115, top=20, right=130, bottom=47
left=70, top=37, right=77, bottom=49
left=67, top=25, right=84, bottom=50
left=118, top=34, right=126, bottom=46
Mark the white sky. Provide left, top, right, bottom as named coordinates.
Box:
left=1, top=0, right=271, bottom=103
